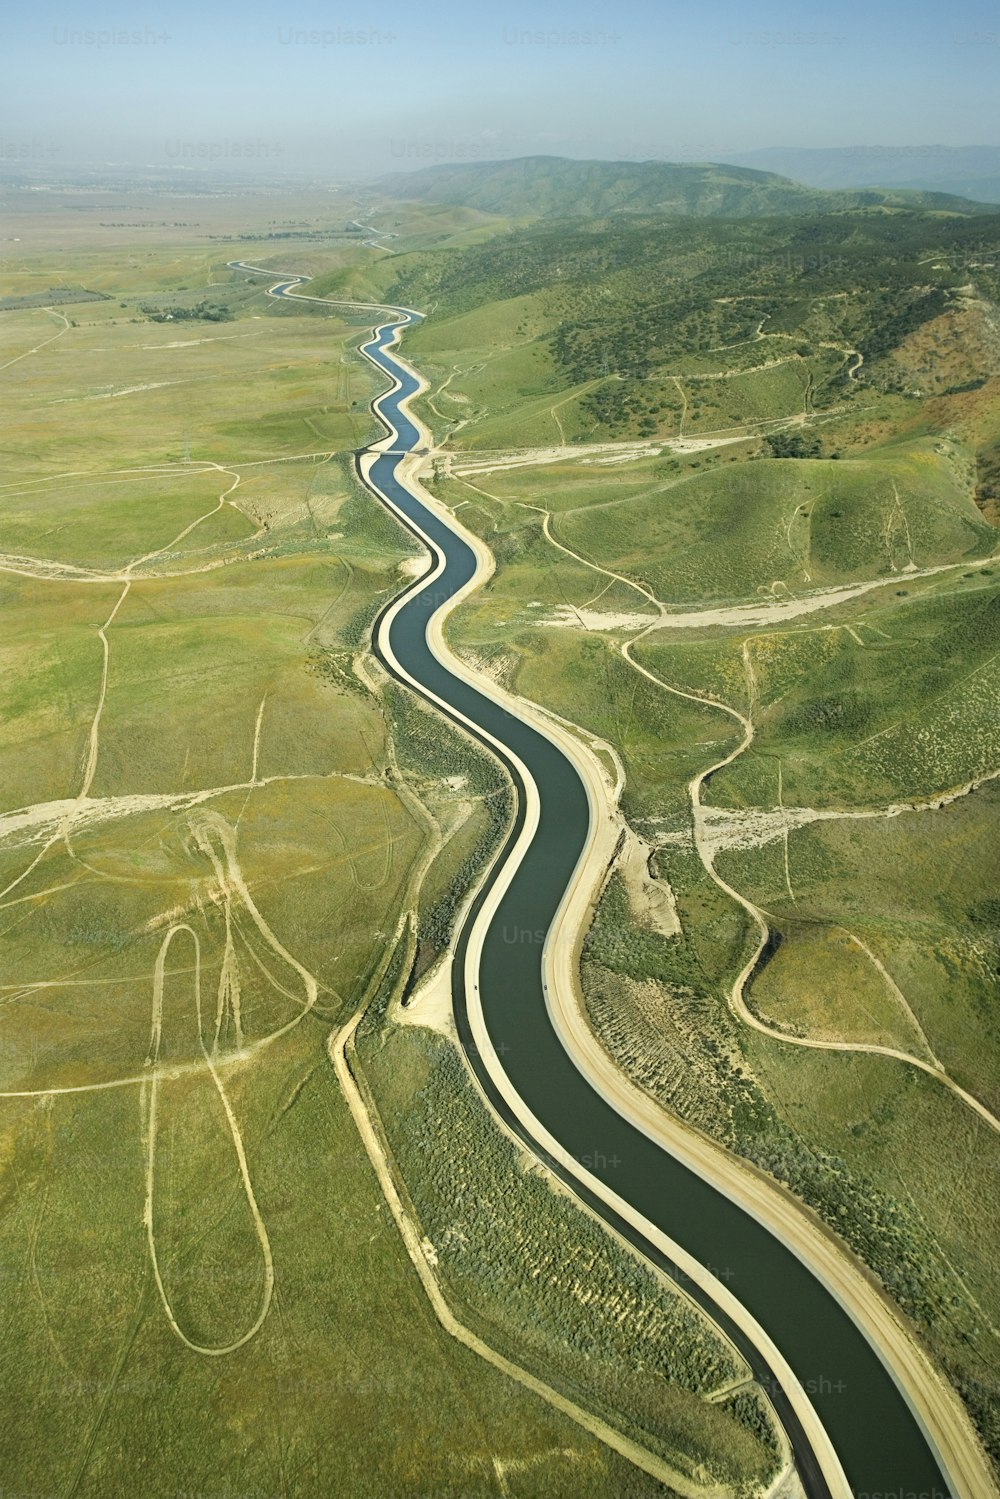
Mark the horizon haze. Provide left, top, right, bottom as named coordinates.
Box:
left=4, top=0, right=1000, bottom=182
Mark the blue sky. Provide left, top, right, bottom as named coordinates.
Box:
left=3, top=0, right=998, bottom=176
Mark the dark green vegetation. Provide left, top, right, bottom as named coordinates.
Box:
left=384, top=682, right=513, bottom=977
left=138, top=298, right=234, bottom=321
left=383, top=205, right=1000, bottom=334
left=0, top=286, right=110, bottom=311
left=976, top=436, right=1000, bottom=511
left=377, top=155, right=995, bottom=220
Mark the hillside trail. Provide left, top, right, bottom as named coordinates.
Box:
left=498, top=488, right=1000, bottom=1132
left=622, top=640, right=1000, bottom=1137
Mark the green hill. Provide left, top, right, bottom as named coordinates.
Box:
left=345, top=208, right=1000, bottom=451
left=376, top=155, right=995, bottom=220
left=552, top=439, right=994, bottom=606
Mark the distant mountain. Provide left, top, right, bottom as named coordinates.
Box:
left=726, top=146, right=1000, bottom=205
left=376, top=155, right=994, bottom=219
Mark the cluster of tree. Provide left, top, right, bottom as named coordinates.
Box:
left=139, top=300, right=234, bottom=322
left=764, top=431, right=823, bottom=458
left=975, top=440, right=1000, bottom=507
left=584, top=875, right=702, bottom=987
left=216, top=228, right=352, bottom=241
left=581, top=375, right=678, bottom=436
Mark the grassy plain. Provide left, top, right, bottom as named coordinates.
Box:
left=550, top=441, right=992, bottom=601
left=2, top=1019, right=669, bottom=1499
left=0, top=196, right=795, bottom=1496
left=6, top=180, right=1000, bottom=1483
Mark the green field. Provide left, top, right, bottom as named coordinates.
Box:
left=640, top=575, right=1000, bottom=809
left=717, top=780, right=1000, bottom=1114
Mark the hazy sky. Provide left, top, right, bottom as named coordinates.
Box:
left=3, top=0, right=998, bottom=178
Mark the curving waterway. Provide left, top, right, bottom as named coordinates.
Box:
left=248, top=266, right=957, bottom=1499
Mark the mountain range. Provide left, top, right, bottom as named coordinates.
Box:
left=376, top=154, right=996, bottom=219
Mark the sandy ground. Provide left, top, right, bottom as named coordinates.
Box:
left=0, top=770, right=382, bottom=853
left=394, top=951, right=456, bottom=1037
left=543, top=604, right=660, bottom=631
left=439, top=413, right=816, bottom=481
left=618, top=826, right=681, bottom=938
left=646, top=560, right=986, bottom=632
left=697, top=765, right=1000, bottom=859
